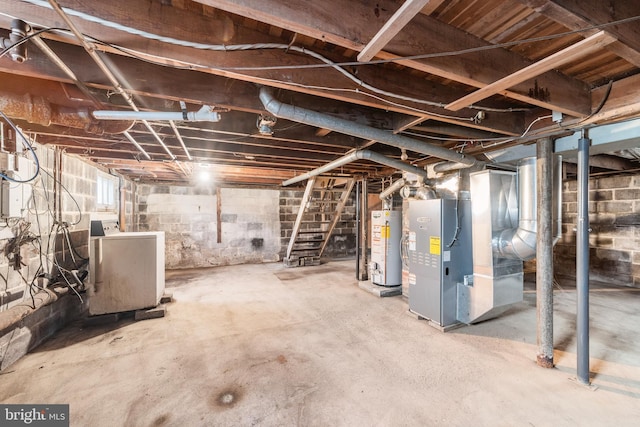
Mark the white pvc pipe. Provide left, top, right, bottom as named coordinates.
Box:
left=93, top=105, right=220, bottom=122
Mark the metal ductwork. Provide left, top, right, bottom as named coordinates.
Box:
left=379, top=178, right=405, bottom=201
left=457, top=155, right=562, bottom=324
left=494, top=157, right=538, bottom=260
left=0, top=93, right=133, bottom=135
left=379, top=178, right=405, bottom=210
left=259, top=87, right=479, bottom=167
left=282, top=149, right=429, bottom=186
left=494, top=156, right=562, bottom=259
left=433, top=160, right=485, bottom=173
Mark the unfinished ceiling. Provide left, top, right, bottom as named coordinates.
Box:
left=1, top=0, right=639, bottom=186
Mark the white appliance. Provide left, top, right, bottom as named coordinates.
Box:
left=88, top=231, right=165, bottom=315
left=370, top=210, right=402, bottom=286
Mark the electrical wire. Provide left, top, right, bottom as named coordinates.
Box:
left=84, top=35, right=480, bottom=121
left=408, top=114, right=554, bottom=165
left=0, top=25, right=62, bottom=60
left=209, top=15, right=640, bottom=71
left=37, top=165, right=83, bottom=226
left=569, top=79, right=614, bottom=126
left=480, top=114, right=553, bottom=149
left=0, top=112, right=40, bottom=183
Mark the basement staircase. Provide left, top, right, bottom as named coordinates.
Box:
left=284, top=176, right=355, bottom=267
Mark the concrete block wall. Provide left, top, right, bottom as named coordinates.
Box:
left=0, top=289, right=87, bottom=371
left=121, top=178, right=137, bottom=231
left=0, top=145, right=107, bottom=312
left=555, top=173, right=640, bottom=287
left=135, top=185, right=281, bottom=269
left=279, top=188, right=357, bottom=259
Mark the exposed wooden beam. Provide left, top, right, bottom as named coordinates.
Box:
left=516, top=0, right=640, bottom=67
left=412, top=124, right=502, bottom=139
left=33, top=128, right=350, bottom=163
left=358, top=0, right=431, bottom=62
left=199, top=0, right=593, bottom=116
left=446, top=31, right=616, bottom=111
left=563, top=156, right=638, bottom=176
left=315, top=128, right=332, bottom=137
left=0, top=38, right=398, bottom=132
left=0, top=2, right=523, bottom=136
left=578, top=74, right=640, bottom=126
left=420, top=0, right=447, bottom=15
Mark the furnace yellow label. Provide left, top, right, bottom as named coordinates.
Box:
left=429, top=236, right=441, bottom=255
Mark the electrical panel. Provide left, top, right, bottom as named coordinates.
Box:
left=0, top=157, right=34, bottom=219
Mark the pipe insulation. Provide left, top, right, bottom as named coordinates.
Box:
left=433, top=160, right=485, bottom=173
left=282, top=150, right=428, bottom=186
left=0, top=93, right=133, bottom=135
left=259, top=88, right=478, bottom=167
left=379, top=178, right=405, bottom=201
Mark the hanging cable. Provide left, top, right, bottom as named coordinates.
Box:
left=0, top=111, right=40, bottom=183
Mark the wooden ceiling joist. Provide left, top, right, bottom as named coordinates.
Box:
left=357, top=0, right=432, bottom=62
left=515, top=0, right=640, bottom=67
left=200, top=0, right=593, bottom=116
left=445, top=31, right=617, bottom=112
left=1, top=0, right=639, bottom=185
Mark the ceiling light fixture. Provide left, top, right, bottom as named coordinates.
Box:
left=0, top=19, right=29, bottom=63
left=257, top=114, right=277, bottom=135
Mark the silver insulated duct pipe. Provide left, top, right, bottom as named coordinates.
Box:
left=494, top=156, right=562, bottom=260
left=494, top=157, right=537, bottom=260
left=379, top=178, right=406, bottom=201
left=259, top=87, right=478, bottom=167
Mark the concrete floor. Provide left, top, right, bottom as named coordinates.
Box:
left=1, top=260, right=639, bottom=426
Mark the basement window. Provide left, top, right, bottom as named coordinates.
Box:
left=96, top=172, right=118, bottom=211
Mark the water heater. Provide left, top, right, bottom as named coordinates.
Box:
left=370, top=210, right=402, bottom=286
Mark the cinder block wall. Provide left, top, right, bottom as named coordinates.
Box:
left=135, top=185, right=281, bottom=268
left=555, top=173, right=640, bottom=287
left=0, top=146, right=104, bottom=311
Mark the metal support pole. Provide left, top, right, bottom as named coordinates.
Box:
left=358, top=177, right=369, bottom=281
left=355, top=180, right=361, bottom=280
left=536, top=137, right=554, bottom=368
left=576, top=134, right=591, bottom=385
